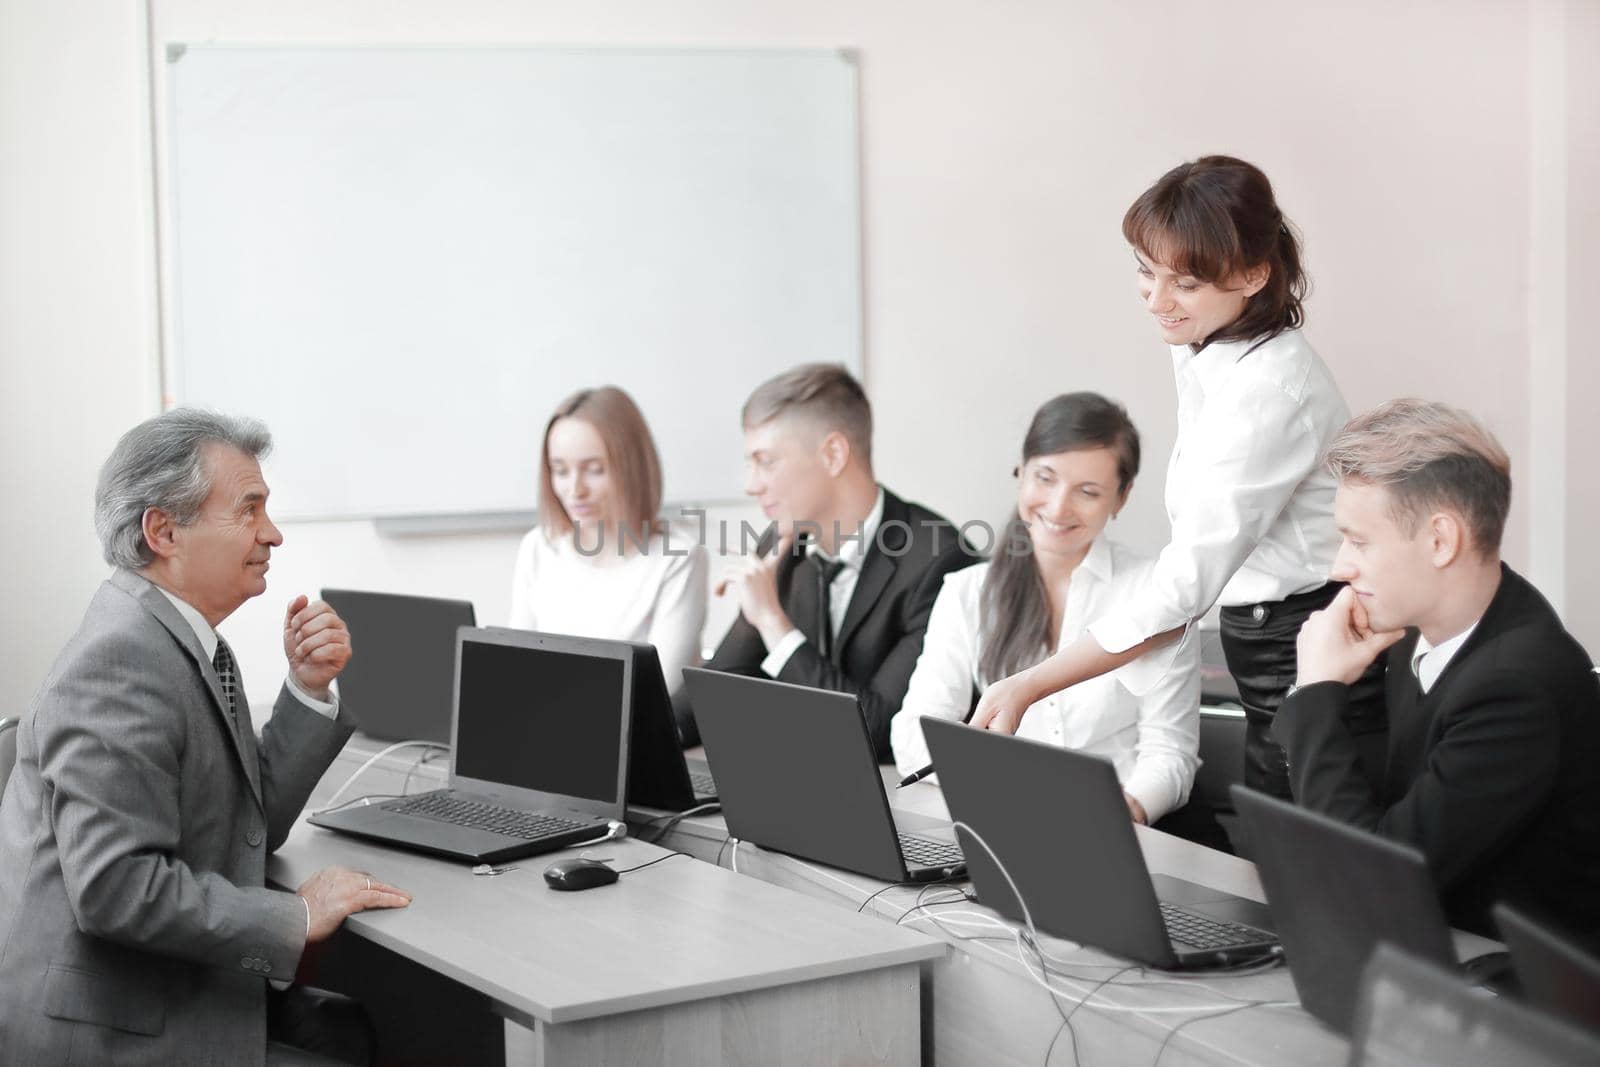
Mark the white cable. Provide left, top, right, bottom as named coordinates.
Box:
left=933, top=822, right=1299, bottom=1017
left=400, top=745, right=446, bottom=796
left=663, top=801, right=722, bottom=823
left=918, top=914, right=1295, bottom=1015
left=730, top=838, right=740, bottom=874
left=781, top=852, right=890, bottom=901
left=949, top=820, right=1043, bottom=945
left=903, top=907, right=1014, bottom=934
left=313, top=740, right=451, bottom=814
left=644, top=801, right=723, bottom=843
left=571, top=821, right=629, bottom=853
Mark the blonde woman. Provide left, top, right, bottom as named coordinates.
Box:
left=510, top=386, right=707, bottom=697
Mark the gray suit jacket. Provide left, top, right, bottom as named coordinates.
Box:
left=0, top=569, right=354, bottom=1065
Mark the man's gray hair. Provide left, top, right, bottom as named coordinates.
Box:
left=94, top=408, right=273, bottom=570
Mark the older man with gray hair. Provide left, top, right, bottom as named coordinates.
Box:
left=0, top=409, right=409, bottom=1065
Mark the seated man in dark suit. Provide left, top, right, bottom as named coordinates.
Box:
left=0, top=410, right=411, bottom=1065
left=1274, top=398, right=1600, bottom=947
left=683, top=363, right=976, bottom=759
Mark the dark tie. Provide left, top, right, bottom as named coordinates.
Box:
left=815, top=557, right=848, bottom=663
left=213, top=638, right=240, bottom=730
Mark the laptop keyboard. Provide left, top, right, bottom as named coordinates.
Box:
left=898, top=832, right=964, bottom=869
left=384, top=792, right=588, bottom=841
left=1159, top=903, right=1270, bottom=950
left=688, top=769, right=716, bottom=796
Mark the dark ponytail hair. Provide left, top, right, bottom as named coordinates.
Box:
left=1122, top=155, right=1307, bottom=349
left=978, top=393, right=1141, bottom=684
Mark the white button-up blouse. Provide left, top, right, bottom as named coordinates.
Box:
left=1088, top=329, right=1350, bottom=687
left=890, top=534, right=1201, bottom=822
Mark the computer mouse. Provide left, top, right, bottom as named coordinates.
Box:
left=543, top=857, right=620, bottom=891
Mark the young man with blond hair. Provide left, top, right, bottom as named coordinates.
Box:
left=1275, top=398, right=1600, bottom=946
left=687, top=363, right=975, bottom=759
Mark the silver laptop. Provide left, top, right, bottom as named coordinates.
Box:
left=310, top=628, right=633, bottom=865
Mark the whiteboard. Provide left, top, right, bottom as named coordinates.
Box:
left=166, top=46, right=862, bottom=520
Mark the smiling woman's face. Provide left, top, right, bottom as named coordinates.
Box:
left=1134, top=250, right=1263, bottom=347
left=1016, top=446, right=1125, bottom=564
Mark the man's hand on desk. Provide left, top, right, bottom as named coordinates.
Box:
left=298, top=866, right=411, bottom=943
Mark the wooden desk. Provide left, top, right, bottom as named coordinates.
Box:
left=642, top=758, right=1501, bottom=1067
left=308, top=735, right=1499, bottom=1065
left=275, top=793, right=943, bottom=1064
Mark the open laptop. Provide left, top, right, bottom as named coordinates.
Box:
left=1231, top=785, right=1510, bottom=1035
left=921, top=717, right=1276, bottom=971
left=1350, top=945, right=1600, bottom=1067
left=618, top=642, right=716, bottom=811
left=683, top=668, right=964, bottom=883
left=309, top=628, right=632, bottom=865
left=1495, top=904, right=1600, bottom=1031
left=320, top=589, right=475, bottom=743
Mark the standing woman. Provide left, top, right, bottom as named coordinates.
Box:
left=974, top=156, right=1384, bottom=800
left=510, top=386, right=708, bottom=698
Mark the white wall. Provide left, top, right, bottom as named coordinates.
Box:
left=0, top=0, right=160, bottom=712
left=1559, top=0, right=1600, bottom=648
left=2, top=0, right=1590, bottom=718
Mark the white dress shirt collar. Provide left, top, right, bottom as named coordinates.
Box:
left=151, top=580, right=337, bottom=717
left=1180, top=338, right=1241, bottom=392
left=153, top=584, right=219, bottom=660
left=1070, top=529, right=1115, bottom=591
left=809, top=487, right=885, bottom=573
left=1410, top=621, right=1480, bottom=693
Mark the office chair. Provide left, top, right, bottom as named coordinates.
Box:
left=1160, top=703, right=1247, bottom=853
left=1192, top=704, right=1247, bottom=810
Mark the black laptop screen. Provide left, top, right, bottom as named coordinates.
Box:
left=453, top=640, right=625, bottom=804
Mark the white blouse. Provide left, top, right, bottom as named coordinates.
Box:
left=509, top=524, right=708, bottom=697
left=890, top=535, right=1201, bottom=822
left=1088, top=329, right=1349, bottom=676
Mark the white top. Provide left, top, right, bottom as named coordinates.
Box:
left=509, top=524, right=709, bottom=696
left=1411, top=622, right=1480, bottom=693
left=762, top=489, right=885, bottom=676
left=1089, top=329, right=1349, bottom=690
left=154, top=585, right=336, bottom=718
left=889, top=536, right=1201, bottom=822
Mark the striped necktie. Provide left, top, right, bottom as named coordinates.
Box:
left=213, top=638, right=240, bottom=729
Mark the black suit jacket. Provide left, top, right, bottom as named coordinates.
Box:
left=1273, top=565, right=1600, bottom=946
left=683, top=487, right=977, bottom=759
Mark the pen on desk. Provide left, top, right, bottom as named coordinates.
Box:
left=896, top=763, right=935, bottom=788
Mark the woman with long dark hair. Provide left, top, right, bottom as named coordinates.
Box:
left=892, top=393, right=1200, bottom=825
left=972, top=156, right=1384, bottom=801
